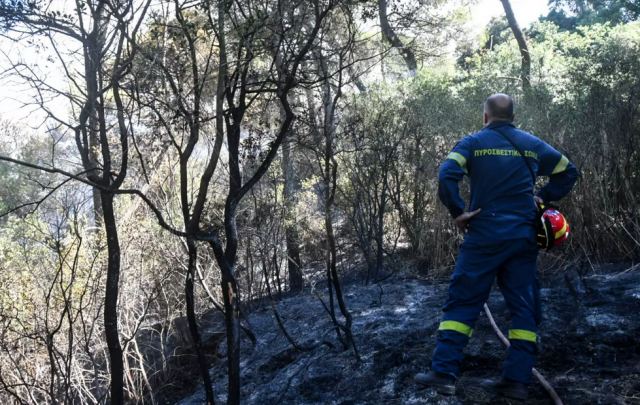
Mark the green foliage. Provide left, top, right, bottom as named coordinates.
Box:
left=345, top=20, right=640, bottom=265
left=470, top=21, right=640, bottom=260
left=543, top=0, right=640, bottom=30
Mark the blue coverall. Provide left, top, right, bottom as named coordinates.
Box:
left=431, top=121, right=578, bottom=384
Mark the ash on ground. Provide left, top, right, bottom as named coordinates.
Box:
left=178, top=263, right=640, bottom=405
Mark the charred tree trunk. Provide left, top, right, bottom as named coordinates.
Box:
left=87, top=8, right=105, bottom=228
left=89, top=121, right=103, bottom=226
left=324, top=149, right=361, bottom=361
left=208, top=237, right=242, bottom=405
left=221, top=271, right=241, bottom=405
left=281, top=133, right=304, bottom=293
left=91, top=8, right=128, bottom=401
left=170, top=3, right=220, bottom=404
left=324, top=184, right=343, bottom=345
left=219, top=100, right=244, bottom=402
left=273, top=249, right=284, bottom=298
left=100, top=192, right=124, bottom=404
left=185, top=240, right=215, bottom=404
left=500, top=0, right=531, bottom=92
left=374, top=185, right=387, bottom=280
left=317, top=47, right=360, bottom=360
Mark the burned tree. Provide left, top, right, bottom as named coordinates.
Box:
left=127, top=1, right=345, bottom=403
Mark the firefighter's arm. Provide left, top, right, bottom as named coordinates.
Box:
left=536, top=144, right=579, bottom=203
left=438, top=137, right=473, bottom=218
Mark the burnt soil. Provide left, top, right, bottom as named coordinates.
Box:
left=177, top=262, right=640, bottom=405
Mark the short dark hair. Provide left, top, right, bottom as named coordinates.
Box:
left=484, top=93, right=514, bottom=121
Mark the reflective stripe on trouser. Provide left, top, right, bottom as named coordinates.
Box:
left=439, top=320, right=473, bottom=336
left=431, top=238, right=540, bottom=384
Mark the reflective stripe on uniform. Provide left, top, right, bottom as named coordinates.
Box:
left=551, top=155, right=569, bottom=175
left=439, top=320, right=473, bottom=337
left=508, top=329, right=537, bottom=342
left=447, top=152, right=468, bottom=173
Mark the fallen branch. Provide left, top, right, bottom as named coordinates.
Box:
left=483, top=303, right=563, bottom=405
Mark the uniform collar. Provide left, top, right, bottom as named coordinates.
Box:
left=485, top=121, right=515, bottom=130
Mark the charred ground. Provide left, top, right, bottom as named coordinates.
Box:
left=176, top=261, right=640, bottom=405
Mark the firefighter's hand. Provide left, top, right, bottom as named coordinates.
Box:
left=454, top=208, right=482, bottom=232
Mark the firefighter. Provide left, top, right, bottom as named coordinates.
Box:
left=415, top=93, right=579, bottom=400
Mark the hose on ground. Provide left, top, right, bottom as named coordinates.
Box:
left=483, top=303, right=563, bottom=405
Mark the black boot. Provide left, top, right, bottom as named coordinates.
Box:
left=483, top=378, right=529, bottom=401
left=414, top=370, right=456, bottom=395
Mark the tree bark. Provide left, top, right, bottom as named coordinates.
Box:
left=185, top=240, right=215, bottom=404
left=324, top=146, right=360, bottom=361
left=375, top=185, right=386, bottom=280
left=221, top=274, right=241, bottom=405
left=378, top=0, right=418, bottom=75
left=500, top=0, right=531, bottom=92
left=317, top=47, right=360, bottom=360
left=281, top=134, right=303, bottom=293
left=89, top=115, right=103, bottom=226
left=208, top=238, right=241, bottom=405
left=100, top=192, right=124, bottom=404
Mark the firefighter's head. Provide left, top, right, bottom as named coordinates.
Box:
left=484, top=93, right=514, bottom=126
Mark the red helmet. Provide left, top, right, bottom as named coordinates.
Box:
left=537, top=207, right=570, bottom=249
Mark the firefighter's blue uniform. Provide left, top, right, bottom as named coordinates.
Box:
left=432, top=121, right=578, bottom=384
